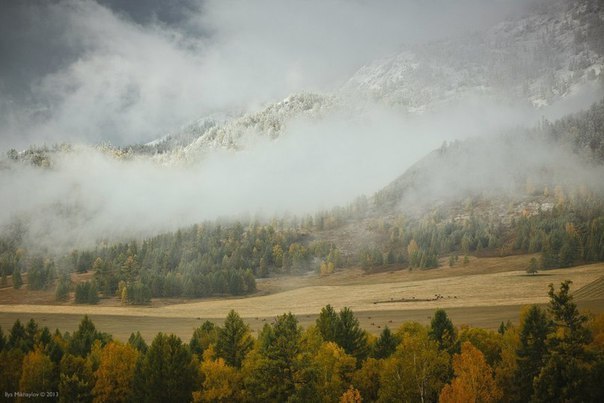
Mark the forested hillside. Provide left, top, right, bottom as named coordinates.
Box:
left=2, top=100, right=604, bottom=303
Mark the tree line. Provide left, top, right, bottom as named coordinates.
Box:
left=3, top=192, right=604, bottom=304
left=0, top=281, right=603, bottom=402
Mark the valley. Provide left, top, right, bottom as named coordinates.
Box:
left=1, top=254, right=602, bottom=341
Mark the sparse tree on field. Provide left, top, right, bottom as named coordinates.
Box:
left=527, top=257, right=539, bottom=275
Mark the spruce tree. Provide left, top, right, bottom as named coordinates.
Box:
left=372, top=326, right=399, bottom=359
left=133, top=333, right=197, bottom=403
left=316, top=304, right=338, bottom=342
left=215, top=310, right=253, bottom=368
left=515, top=305, right=551, bottom=402
left=429, top=308, right=456, bottom=352
left=335, top=307, right=369, bottom=363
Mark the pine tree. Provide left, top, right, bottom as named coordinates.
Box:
left=215, top=310, right=253, bottom=368
left=533, top=281, right=594, bottom=402
left=55, top=272, right=70, bottom=301
left=429, top=308, right=457, bottom=352
left=127, top=331, right=148, bottom=354
left=245, top=313, right=306, bottom=401
left=316, top=304, right=338, bottom=342
left=69, top=316, right=110, bottom=357
left=335, top=307, right=369, bottom=363
left=133, top=333, right=197, bottom=403
left=372, top=326, right=399, bottom=359
left=515, top=305, right=551, bottom=402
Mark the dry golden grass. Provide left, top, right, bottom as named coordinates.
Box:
left=1, top=255, right=603, bottom=340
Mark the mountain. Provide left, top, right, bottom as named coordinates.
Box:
left=128, top=0, right=604, bottom=165
left=342, top=0, right=604, bottom=112
left=375, top=99, right=604, bottom=214
left=1, top=0, right=604, bottom=256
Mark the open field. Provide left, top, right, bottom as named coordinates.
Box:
left=1, top=255, right=603, bottom=341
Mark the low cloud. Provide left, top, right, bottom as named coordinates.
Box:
left=1, top=0, right=530, bottom=149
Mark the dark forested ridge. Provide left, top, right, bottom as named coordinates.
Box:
left=2, top=100, right=604, bottom=303
left=0, top=283, right=603, bottom=402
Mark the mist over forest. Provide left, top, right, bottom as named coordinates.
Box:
left=1, top=0, right=603, bottom=253
left=2, top=2, right=604, bottom=402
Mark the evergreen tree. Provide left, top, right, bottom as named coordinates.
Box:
left=316, top=304, right=338, bottom=342
left=215, top=310, right=253, bottom=368
left=0, top=349, right=24, bottom=395
left=69, top=316, right=110, bottom=357
left=245, top=313, right=307, bottom=401
left=533, top=281, right=594, bottom=402
left=527, top=257, right=539, bottom=275
left=133, top=333, right=197, bottom=403
left=429, top=308, right=457, bottom=352
left=514, top=305, right=551, bottom=402
left=335, top=307, right=369, bottom=363
left=372, top=326, right=399, bottom=359
left=127, top=331, right=148, bottom=354
left=8, top=319, right=29, bottom=352
left=190, top=320, right=217, bottom=358
left=55, top=272, right=71, bottom=301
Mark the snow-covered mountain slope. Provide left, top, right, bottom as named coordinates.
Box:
left=341, top=0, right=604, bottom=112
left=139, top=93, right=337, bottom=165
left=137, top=0, right=603, bottom=166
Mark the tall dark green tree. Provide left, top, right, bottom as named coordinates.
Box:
left=372, top=326, right=399, bottom=359
left=7, top=319, right=29, bottom=352
left=127, top=331, right=148, bottom=354
left=133, top=333, right=197, bottom=403
left=533, top=281, right=594, bottom=402
left=68, top=316, right=110, bottom=357
left=215, top=310, right=253, bottom=368
left=429, top=308, right=457, bottom=352
left=246, top=313, right=308, bottom=401
left=515, top=305, right=551, bottom=402
left=316, top=304, right=338, bottom=342
left=335, top=307, right=369, bottom=363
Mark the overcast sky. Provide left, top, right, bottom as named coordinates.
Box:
left=0, top=0, right=530, bottom=150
